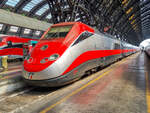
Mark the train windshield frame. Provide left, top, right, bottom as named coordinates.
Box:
left=42, top=25, right=73, bottom=40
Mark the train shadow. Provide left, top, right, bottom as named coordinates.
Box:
left=80, top=59, right=122, bottom=80
left=23, top=65, right=113, bottom=96
left=24, top=85, right=68, bottom=96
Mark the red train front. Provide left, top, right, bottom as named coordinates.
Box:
left=23, top=22, right=94, bottom=86
left=22, top=22, right=138, bottom=87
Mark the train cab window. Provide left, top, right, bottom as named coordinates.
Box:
left=42, top=25, right=72, bottom=40
left=72, top=31, right=93, bottom=46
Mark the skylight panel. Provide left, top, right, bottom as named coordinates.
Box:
left=46, top=14, right=52, bottom=19
left=5, top=0, right=20, bottom=7
left=23, top=0, right=43, bottom=12
left=35, top=4, right=49, bottom=16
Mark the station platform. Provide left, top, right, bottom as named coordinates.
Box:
left=0, top=62, right=22, bottom=80
left=0, top=62, right=23, bottom=95
left=0, top=52, right=149, bottom=113
left=37, top=52, right=148, bottom=113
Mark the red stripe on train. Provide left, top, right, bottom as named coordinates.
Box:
left=0, top=48, right=23, bottom=56
left=62, top=49, right=136, bottom=75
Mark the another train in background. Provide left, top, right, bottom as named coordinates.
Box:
left=23, top=22, right=139, bottom=87
left=0, top=36, right=38, bottom=57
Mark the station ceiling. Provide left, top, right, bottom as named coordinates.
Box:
left=0, top=0, right=150, bottom=45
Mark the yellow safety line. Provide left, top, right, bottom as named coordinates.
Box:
left=40, top=54, right=135, bottom=113
left=146, top=71, right=150, bottom=113
left=40, top=68, right=113, bottom=113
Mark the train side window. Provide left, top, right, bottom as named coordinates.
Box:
left=114, top=43, right=120, bottom=49
left=7, top=41, right=12, bottom=47
left=72, top=31, right=93, bottom=46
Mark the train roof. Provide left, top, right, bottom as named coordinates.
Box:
left=51, top=22, right=77, bottom=26
left=51, top=22, right=94, bottom=32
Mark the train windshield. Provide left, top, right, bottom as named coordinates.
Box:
left=42, top=25, right=72, bottom=40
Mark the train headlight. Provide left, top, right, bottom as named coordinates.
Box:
left=25, top=55, right=30, bottom=60
left=40, top=54, right=59, bottom=64
left=40, top=57, right=49, bottom=64
left=27, top=57, right=33, bottom=63
left=49, top=54, right=59, bottom=61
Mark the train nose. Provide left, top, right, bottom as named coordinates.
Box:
left=24, top=53, right=60, bottom=72
left=23, top=65, right=60, bottom=80
left=23, top=57, right=63, bottom=80
left=40, top=54, right=60, bottom=63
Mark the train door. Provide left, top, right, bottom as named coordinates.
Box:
left=114, top=41, right=121, bottom=61
left=95, top=34, right=107, bottom=66
left=122, top=42, right=127, bottom=57
left=105, top=37, right=114, bottom=64
left=95, top=34, right=105, bottom=50
left=120, top=42, right=124, bottom=58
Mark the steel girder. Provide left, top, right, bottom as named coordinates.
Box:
left=0, top=0, right=7, bottom=7
left=1, top=0, right=150, bottom=44
left=28, top=0, right=47, bottom=17
left=45, top=0, right=143, bottom=44
left=39, top=9, right=51, bottom=21
left=140, top=1, right=150, bottom=39
left=13, top=0, right=32, bottom=13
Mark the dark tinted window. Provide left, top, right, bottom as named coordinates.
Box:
left=44, top=32, right=68, bottom=39
left=72, top=31, right=93, bottom=46
left=114, top=43, right=120, bottom=49
left=42, top=25, right=72, bottom=40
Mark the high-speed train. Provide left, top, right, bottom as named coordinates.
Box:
left=23, top=22, right=139, bottom=87
left=0, top=36, right=38, bottom=56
